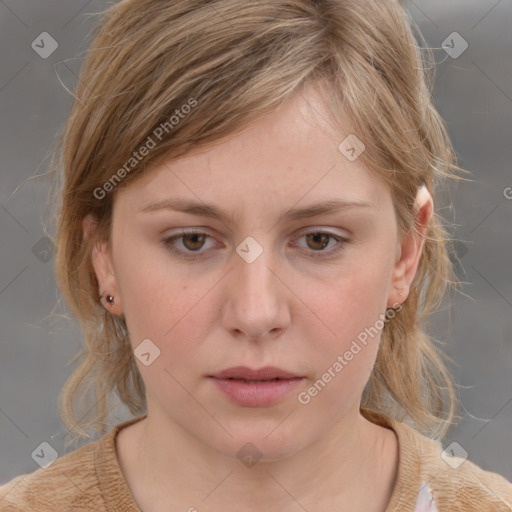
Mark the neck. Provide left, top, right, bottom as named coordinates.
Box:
left=119, top=403, right=398, bottom=512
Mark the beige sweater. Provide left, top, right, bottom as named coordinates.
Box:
left=1, top=411, right=511, bottom=511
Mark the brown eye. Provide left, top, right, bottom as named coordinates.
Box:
left=305, top=233, right=331, bottom=251
left=162, top=230, right=216, bottom=259
left=292, top=230, right=348, bottom=259
left=181, top=233, right=207, bottom=251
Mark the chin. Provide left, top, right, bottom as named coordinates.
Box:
left=206, top=421, right=311, bottom=464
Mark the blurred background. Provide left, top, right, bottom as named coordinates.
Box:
left=1, top=0, right=511, bottom=487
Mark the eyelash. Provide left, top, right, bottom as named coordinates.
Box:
left=161, top=229, right=349, bottom=260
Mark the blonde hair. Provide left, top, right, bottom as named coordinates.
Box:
left=52, top=0, right=467, bottom=441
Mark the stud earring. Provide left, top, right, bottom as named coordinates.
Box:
left=99, top=291, right=114, bottom=307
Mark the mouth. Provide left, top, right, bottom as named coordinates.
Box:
left=223, top=378, right=291, bottom=383
left=208, top=366, right=304, bottom=407
left=209, top=366, right=303, bottom=381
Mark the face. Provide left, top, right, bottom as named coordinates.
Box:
left=89, top=87, right=431, bottom=461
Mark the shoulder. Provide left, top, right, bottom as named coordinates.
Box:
left=0, top=434, right=105, bottom=511
left=394, top=418, right=512, bottom=511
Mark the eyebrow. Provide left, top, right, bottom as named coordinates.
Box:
left=139, top=197, right=375, bottom=226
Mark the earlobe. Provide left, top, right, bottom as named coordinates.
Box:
left=83, top=215, right=124, bottom=315
left=386, top=185, right=433, bottom=309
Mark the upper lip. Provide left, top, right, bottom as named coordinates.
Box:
left=210, top=366, right=302, bottom=380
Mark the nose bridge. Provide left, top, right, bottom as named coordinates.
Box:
left=234, top=234, right=279, bottom=302
left=223, top=233, right=288, bottom=338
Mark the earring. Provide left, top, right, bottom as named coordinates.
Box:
left=99, top=290, right=114, bottom=307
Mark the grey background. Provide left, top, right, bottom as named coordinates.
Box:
left=1, top=0, right=511, bottom=488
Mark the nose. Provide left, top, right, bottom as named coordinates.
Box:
left=221, top=240, right=290, bottom=342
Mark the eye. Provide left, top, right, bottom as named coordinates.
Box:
left=162, top=229, right=216, bottom=259
left=162, top=229, right=349, bottom=260
left=292, top=230, right=348, bottom=258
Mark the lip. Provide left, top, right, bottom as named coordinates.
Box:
left=208, top=366, right=304, bottom=407
left=210, top=366, right=301, bottom=380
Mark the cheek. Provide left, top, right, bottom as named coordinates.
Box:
left=114, top=258, right=218, bottom=412
left=315, top=248, right=392, bottom=338
left=113, top=237, right=194, bottom=337
left=300, top=251, right=394, bottom=402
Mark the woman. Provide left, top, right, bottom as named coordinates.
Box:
left=1, top=0, right=511, bottom=510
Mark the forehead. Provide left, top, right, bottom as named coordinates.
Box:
left=116, top=89, right=392, bottom=222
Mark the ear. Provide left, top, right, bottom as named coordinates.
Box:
left=386, top=185, right=433, bottom=308
left=83, top=214, right=124, bottom=315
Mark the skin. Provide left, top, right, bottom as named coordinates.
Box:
left=85, top=86, right=433, bottom=512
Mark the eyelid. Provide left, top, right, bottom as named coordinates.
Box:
left=293, top=225, right=350, bottom=239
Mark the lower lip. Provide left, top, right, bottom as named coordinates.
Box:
left=209, top=377, right=304, bottom=407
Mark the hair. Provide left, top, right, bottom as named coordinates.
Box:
left=51, top=0, right=468, bottom=442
